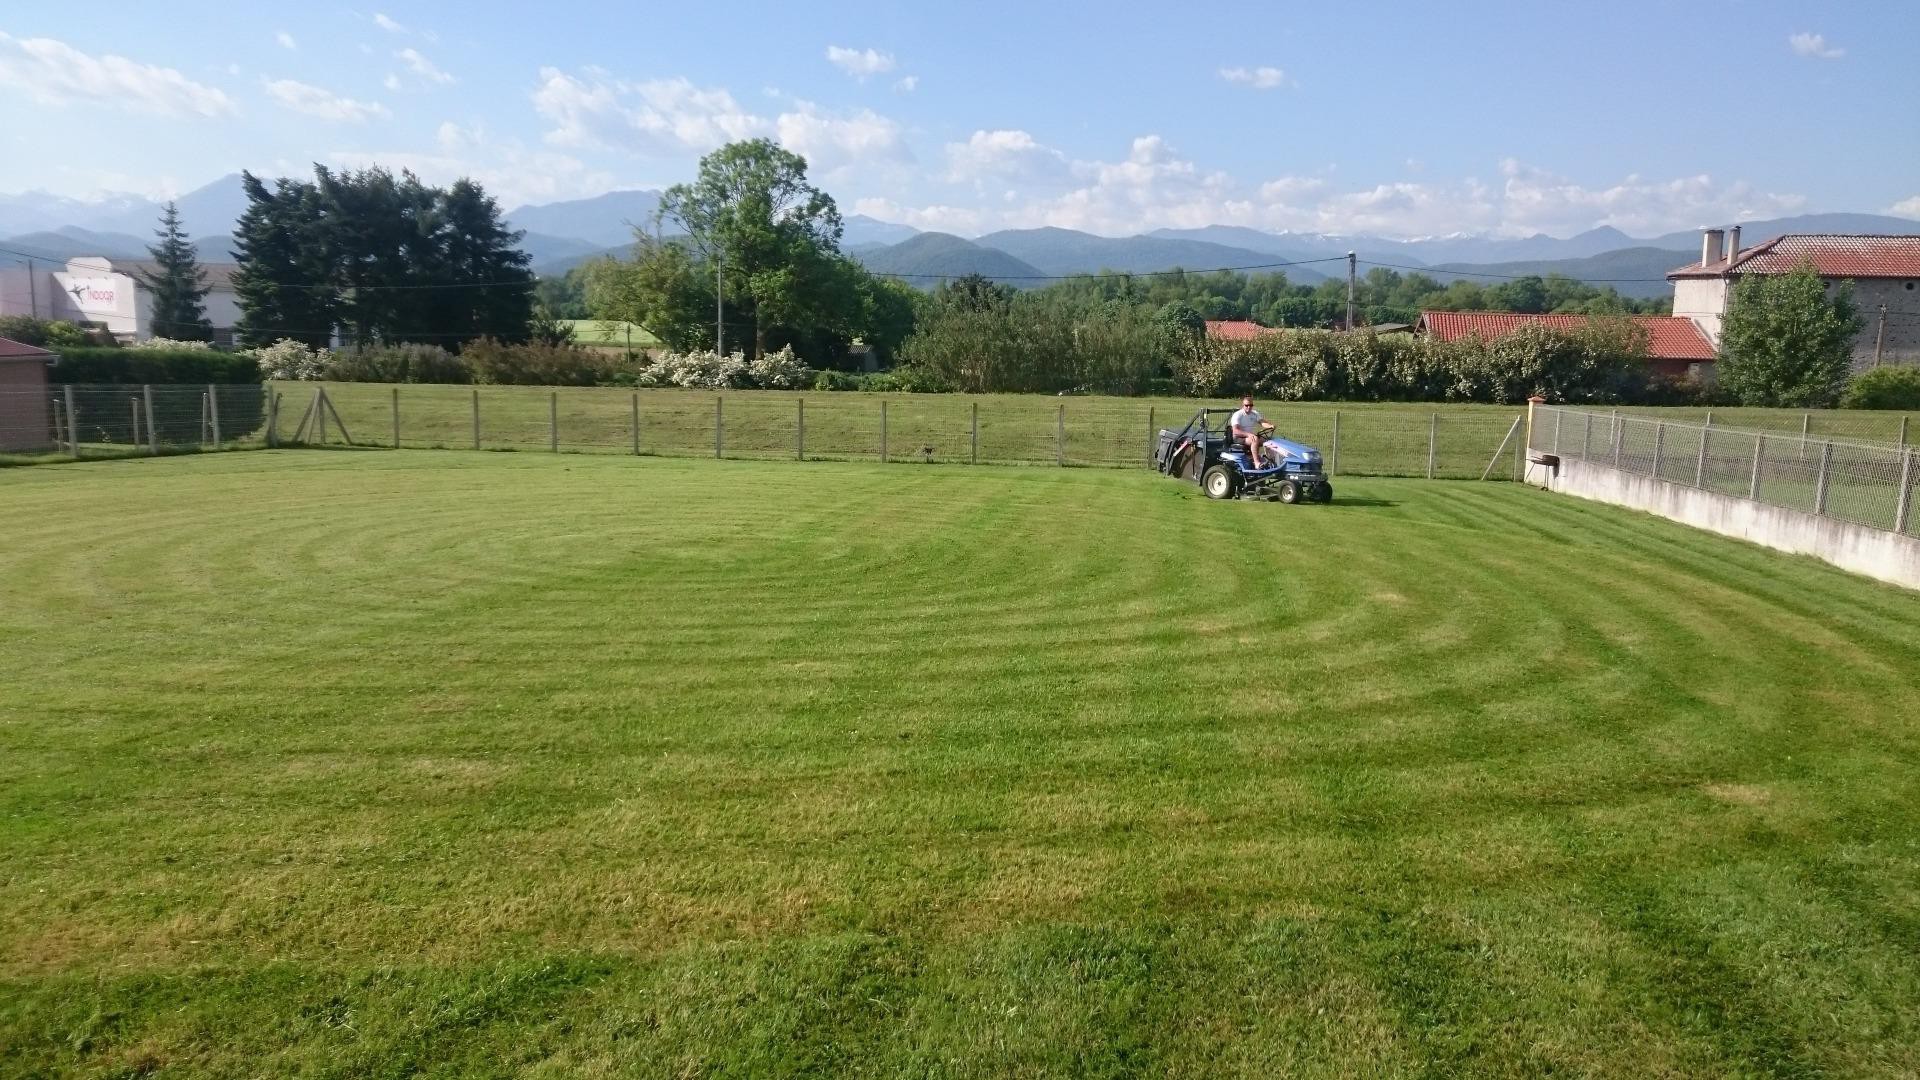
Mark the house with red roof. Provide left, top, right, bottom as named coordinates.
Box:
left=1414, top=311, right=1717, bottom=379
left=0, top=337, right=56, bottom=452
left=1203, top=320, right=1281, bottom=342
left=1668, top=229, right=1920, bottom=369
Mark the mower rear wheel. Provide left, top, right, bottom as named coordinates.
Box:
left=1315, top=481, right=1334, bottom=503
left=1277, top=479, right=1300, bottom=504
left=1202, top=465, right=1238, bottom=500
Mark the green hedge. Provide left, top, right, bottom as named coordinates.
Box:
left=50, top=347, right=263, bottom=386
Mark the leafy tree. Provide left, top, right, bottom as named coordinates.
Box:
left=138, top=202, right=212, bottom=342
left=527, top=305, right=575, bottom=348
left=658, top=138, right=843, bottom=359
left=233, top=172, right=337, bottom=349
left=1154, top=301, right=1206, bottom=342
left=933, top=273, right=1014, bottom=314
left=429, top=179, right=536, bottom=343
left=585, top=242, right=717, bottom=352
left=1717, top=262, right=1862, bottom=407
left=1838, top=366, right=1920, bottom=410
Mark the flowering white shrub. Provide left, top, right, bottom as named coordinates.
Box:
left=129, top=337, right=214, bottom=351
left=747, top=345, right=811, bottom=390
left=250, top=338, right=330, bottom=380
left=638, top=346, right=812, bottom=390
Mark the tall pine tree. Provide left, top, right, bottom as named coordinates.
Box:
left=139, top=202, right=213, bottom=342
left=435, top=179, right=534, bottom=344
left=232, top=172, right=337, bottom=348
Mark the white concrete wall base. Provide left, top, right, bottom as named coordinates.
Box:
left=1526, top=457, right=1920, bottom=592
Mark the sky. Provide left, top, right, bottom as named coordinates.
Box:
left=1, top=1, right=1916, bottom=239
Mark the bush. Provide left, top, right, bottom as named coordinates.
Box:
left=747, top=346, right=812, bottom=390
left=861, top=368, right=952, bottom=393
left=811, top=369, right=864, bottom=391
left=322, top=343, right=470, bottom=384
left=463, top=338, right=627, bottom=386
left=637, top=347, right=814, bottom=390
left=1840, top=366, right=1920, bottom=410
left=128, top=337, right=215, bottom=351
left=250, top=339, right=329, bottom=381
left=49, top=346, right=262, bottom=385
left=0, top=316, right=106, bottom=348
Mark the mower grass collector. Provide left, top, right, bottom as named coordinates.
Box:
left=1155, top=409, right=1333, bottom=503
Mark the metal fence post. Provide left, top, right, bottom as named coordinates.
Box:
left=1582, top=412, right=1592, bottom=461
left=879, top=399, right=888, bottom=462
left=1813, top=440, right=1832, bottom=515
left=1147, top=405, right=1156, bottom=467
left=1896, top=450, right=1914, bottom=535
left=199, top=391, right=210, bottom=446
left=1611, top=414, right=1622, bottom=469
left=1749, top=434, right=1764, bottom=500
left=1695, top=412, right=1711, bottom=487
left=143, top=385, right=157, bottom=455
left=1056, top=403, right=1065, bottom=466
left=266, top=390, right=279, bottom=449
left=797, top=398, right=805, bottom=460
left=1900, top=415, right=1910, bottom=452
left=1552, top=409, right=1562, bottom=455
left=549, top=391, right=559, bottom=452
left=130, top=398, right=141, bottom=450
left=207, top=383, right=222, bottom=448
left=631, top=392, right=640, bottom=455
left=471, top=388, right=481, bottom=450
left=391, top=386, right=400, bottom=449
left=1331, top=410, right=1341, bottom=475
left=1651, top=421, right=1665, bottom=479
left=715, top=396, right=724, bottom=459
left=970, top=401, right=978, bottom=465
left=1799, top=412, right=1810, bottom=460
left=64, top=385, right=80, bottom=459
left=1426, top=412, right=1436, bottom=479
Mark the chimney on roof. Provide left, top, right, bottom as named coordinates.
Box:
left=1726, top=225, right=1742, bottom=264
left=1701, top=228, right=1724, bottom=267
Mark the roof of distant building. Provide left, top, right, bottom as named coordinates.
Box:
left=64, top=256, right=239, bottom=291
left=1204, top=319, right=1280, bottom=340
left=1415, top=311, right=1716, bottom=361
left=1667, top=234, right=1920, bottom=280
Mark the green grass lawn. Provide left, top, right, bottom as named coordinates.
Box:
left=4, top=451, right=1920, bottom=1077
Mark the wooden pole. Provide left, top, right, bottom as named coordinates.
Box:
left=1331, top=409, right=1341, bottom=476
left=199, top=391, right=210, bottom=447
left=549, top=391, right=559, bottom=452
left=880, top=399, right=888, bottom=462
left=208, top=384, right=222, bottom=448
left=1896, top=450, right=1914, bottom=535
left=1749, top=434, right=1764, bottom=500
left=1799, top=412, right=1810, bottom=460
left=797, top=398, right=805, bottom=460
left=1056, top=403, right=1065, bottom=466
left=970, top=401, right=978, bottom=464
left=267, top=391, right=280, bottom=449
left=1652, top=421, right=1665, bottom=478
left=1694, top=412, right=1711, bottom=488
left=631, top=392, right=640, bottom=455
left=1147, top=405, right=1156, bottom=467
left=1813, top=441, right=1832, bottom=516
left=714, top=396, right=723, bottom=458
left=1426, top=412, right=1436, bottom=479
left=472, top=388, right=481, bottom=450
left=391, top=386, right=400, bottom=449
left=144, top=385, right=158, bottom=454
left=1582, top=412, right=1592, bottom=461
left=1899, top=414, right=1909, bottom=452
left=131, top=398, right=141, bottom=449
left=64, top=385, right=80, bottom=459
left=317, top=387, right=329, bottom=445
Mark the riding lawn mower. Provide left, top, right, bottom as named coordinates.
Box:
left=1155, top=409, right=1333, bottom=503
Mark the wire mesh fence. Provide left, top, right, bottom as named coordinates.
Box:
left=1532, top=405, right=1918, bottom=537
left=0, top=384, right=270, bottom=464
left=263, top=382, right=1532, bottom=480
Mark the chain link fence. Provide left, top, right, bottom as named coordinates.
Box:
left=267, top=381, right=1530, bottom=480
left=1532, top=405, right=1918, bottom=536
left=0, top=384, right=269, bottom=464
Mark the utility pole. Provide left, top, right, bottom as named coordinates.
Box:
left=26, top=256, right=36, bottom=318
left=1874, top=304, right=1887, bottom=367
left=1345, top=251, right=1357, bottom=331
left=715, top=249, right=724, bottom=357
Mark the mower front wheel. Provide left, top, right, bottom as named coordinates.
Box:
left=1203, top=465, right=1238, bottom=500
left=1277, top=479, right=1300, bottom=504
left=1315, top=481, right=1334, bottom=503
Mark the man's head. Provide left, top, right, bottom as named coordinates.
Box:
left=1240, top=396, right=1253, bottom=410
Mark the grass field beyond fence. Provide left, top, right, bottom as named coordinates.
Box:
left=4, top=452, right=1920, bottom=1076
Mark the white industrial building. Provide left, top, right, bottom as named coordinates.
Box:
left=0, top=256, right=243, bottom=344
left=1668, top=229, right=1920, bottom=370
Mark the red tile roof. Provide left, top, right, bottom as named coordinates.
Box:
left=1204, top=320, right=1280, bottom=341
left=1416, top=312, right=1716, bottom=361
left=1667, top=234, right=1920, bottom=280
left=0, top=336, right=56, bottom=361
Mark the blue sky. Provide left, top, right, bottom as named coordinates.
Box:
left=2, top=1, right=1915, bottom=238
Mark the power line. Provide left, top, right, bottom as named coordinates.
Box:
left=1353, top=259, right=1679, bottom=284
left=868, top=256, right=1351, bottom=282
left=0, top=245, right=537, bottom=291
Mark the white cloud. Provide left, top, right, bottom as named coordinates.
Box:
left=825, top=45, right=896, bottom=79
left=1219, top=66, right=1286, bottom=89
left=852, top=196, right=985, bottom=236
left=1788, top=32, right=1844, bottom=59
left=945, top=129, right=1070, bottom=184
left=373, top=13, right=406, bottom=34
left=893, top=75, right=918, bottom=93
left=329, top=124, right=616, bottom=208
left=530, top=68, right=906, bottom=176
left=393, top=47, right=454, bottom=86
left=264, top=78, right=389, bottom=123
left=0, top=32, right=236, bottom=118
left=276, top=31, right=297, bottom=51
left=1891, top=195, right=1920, bottom=219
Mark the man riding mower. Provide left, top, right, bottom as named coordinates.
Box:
left=1154, top=398, right=1334, bottom=503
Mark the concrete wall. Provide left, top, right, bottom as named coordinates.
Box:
left=1671, top=278, right=1727, bottom=342
left=1524, top=455, right=1920, bottom=592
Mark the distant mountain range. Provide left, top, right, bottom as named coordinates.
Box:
left=3, top=171, right=1914, bottom=298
